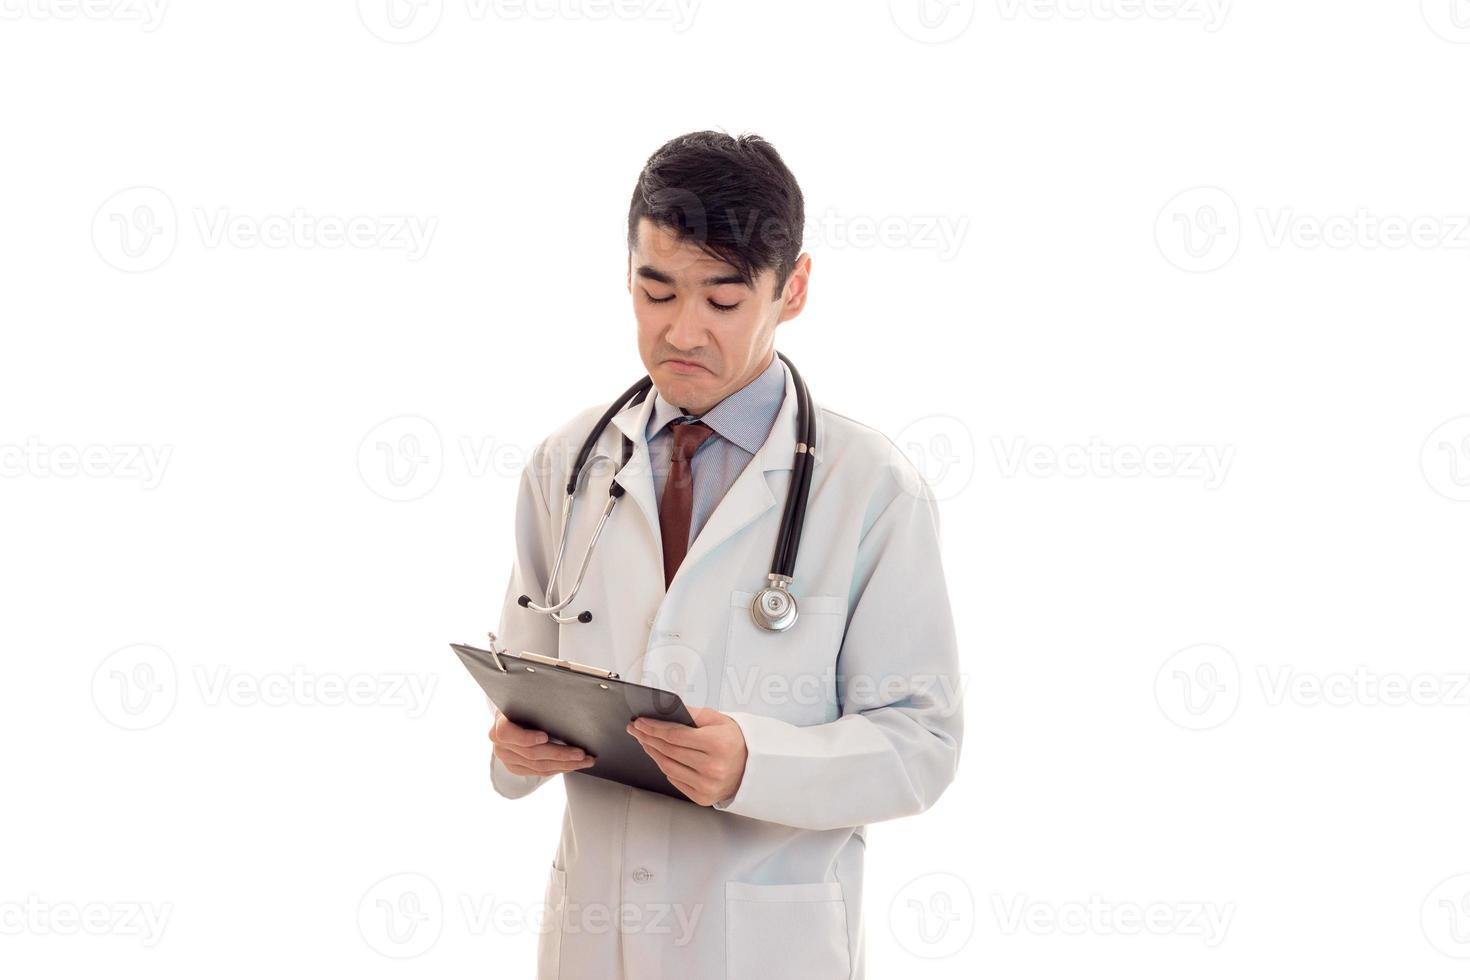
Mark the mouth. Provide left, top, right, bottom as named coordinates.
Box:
left=662, top=358, right=709, bottom=375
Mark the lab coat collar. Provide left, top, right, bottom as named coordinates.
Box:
left=603, top=355, right=822, bottom=591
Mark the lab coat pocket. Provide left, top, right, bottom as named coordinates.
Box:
left=537, top=864, right=567, bottom=980
left=723, top=591, right=847, bottom=726
left=724, top=880, right=851, bottom=979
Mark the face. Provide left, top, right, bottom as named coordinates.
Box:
left=628, top=217, right=810, bottom=415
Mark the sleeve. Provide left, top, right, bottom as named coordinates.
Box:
left=711, top=475, right=963, bottom=831
left=489, top=443, right=565, bottom=800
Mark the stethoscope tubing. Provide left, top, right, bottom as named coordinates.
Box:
left=519, top=351, right=815, bottom=628
left=771, top=354, right=815, bottom=580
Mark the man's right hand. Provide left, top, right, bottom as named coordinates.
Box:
left=490, top=713, right=598, bottom=776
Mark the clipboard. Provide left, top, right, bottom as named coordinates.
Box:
left=452, top=640, right=697, bottom=802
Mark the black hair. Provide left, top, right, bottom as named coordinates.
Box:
left=627, top=130, right=805, bottom=300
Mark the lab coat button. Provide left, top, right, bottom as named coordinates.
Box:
left=631, top=867, right=654, bottom=883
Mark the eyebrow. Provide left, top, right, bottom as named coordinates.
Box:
left=635, top=265, right=750, bottom=288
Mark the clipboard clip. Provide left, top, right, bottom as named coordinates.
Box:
left=485, top=631, right=508, bottom=672
left=480, top=632, right=620, bottom=681
left=515, top=650, right=622, bottom=681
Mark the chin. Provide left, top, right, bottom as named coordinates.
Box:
left=654, top=371, right=707, bottom=402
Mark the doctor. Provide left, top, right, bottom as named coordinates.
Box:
left=487, top=131, right=962, bottom=979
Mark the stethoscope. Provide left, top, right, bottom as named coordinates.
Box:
left=518, top=351, right=816, bottom=632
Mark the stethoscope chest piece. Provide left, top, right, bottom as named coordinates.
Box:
left=750, top=577, right=799, bottom=632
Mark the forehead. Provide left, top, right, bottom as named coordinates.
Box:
left=632, top=218, right=763, bottom=287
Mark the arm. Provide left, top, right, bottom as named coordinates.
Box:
left=711, top=477, right=964, bottom=831
left=489, top=446, right=565, bottom=800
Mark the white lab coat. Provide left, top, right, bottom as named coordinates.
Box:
left=491, top=360, right=962, bottom=979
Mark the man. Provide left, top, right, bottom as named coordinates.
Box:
left=487, top=130, right=962, bottom=979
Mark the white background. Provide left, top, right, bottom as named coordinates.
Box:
left=3, top=0, right=1470, bottom=977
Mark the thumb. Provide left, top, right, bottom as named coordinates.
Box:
left=687, top=706, right=728, bottom=727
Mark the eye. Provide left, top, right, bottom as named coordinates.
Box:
left=709, top=299, right=740, bottom=313
left=643, top=289, right=675, bottom=304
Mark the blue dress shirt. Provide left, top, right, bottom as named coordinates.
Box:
left=645, top=352, right=787, bottom=549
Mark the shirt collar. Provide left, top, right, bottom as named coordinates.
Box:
left=646, top=353, right=787, bottom=455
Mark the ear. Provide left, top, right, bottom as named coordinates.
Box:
left=777, top=252, right=812, bottom=323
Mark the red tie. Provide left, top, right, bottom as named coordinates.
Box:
left=659, top=420, right=716, bottom=589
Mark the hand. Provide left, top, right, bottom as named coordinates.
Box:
left=626, top=706, right=747, bottom=807
left=490, top=713, right=597, bottom=777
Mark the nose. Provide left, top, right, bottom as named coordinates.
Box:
left=664, top=299, right=708, bottom=353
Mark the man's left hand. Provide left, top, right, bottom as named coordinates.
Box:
left=627, top=707, right=747, bottom=807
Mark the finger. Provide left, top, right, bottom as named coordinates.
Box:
left=494, top=717, right=550, bottom=748
left=637, top=739, right=706, bottom=789
left=501, top=753, right=598, bottom=775
left=667, top=774, right=702, bottom=801
left=501, top=741, right=589, bottom=764
left=504, top=760, right=590, bottom=776
left=628, top=725, right=707, bottom=767
left=630, top=717, right=706, bottom=749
